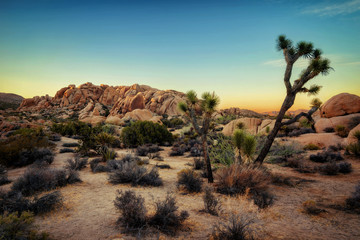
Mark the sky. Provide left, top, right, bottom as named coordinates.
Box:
left=0, top=0, right=359, bottom=112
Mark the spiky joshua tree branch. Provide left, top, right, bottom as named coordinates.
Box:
left=255, top=35, right=332, bottom=164
left=178, top=90, right=220, bottom=183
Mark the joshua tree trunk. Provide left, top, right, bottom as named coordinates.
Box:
left=202, top=135, right=214, bottom=183
left=255, top=94, right=295, bottom=164
left=237, top=149, right=242, bottom=164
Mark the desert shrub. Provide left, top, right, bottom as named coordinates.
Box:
left=121, top=121, right=173, bottom=147
left=136, top=144, right=161, bottom=156
left=323, top=127, right=335, bottom=133
left=108, top=161, right=162, bottom=187
left=147, top=152, right=163, bottom=161
left=265, top=141, right=303, bottom=163
left=0, top=211, right=50, bottom=240
left=59, top=148, right=75, bottom=153
left=209, top=134, right=235, bottom=165
left=49, top=134, right=61, bottom=141
left=346, top=183, right=360, bottom=213
left=99, top=146, right=117, bottom=161
left=161, top=117, right=184, bottom=128
left=346, top=131, right=360, bottom=156
left=149, top=194, right=189, bottom=233
left=302, top=200, right=325, bottom=215
left=156, top=163, right=171, bottom=169
left=0, top=190, right=62, bottom=216
left=177, top=169, right=202, bottom=193
left=0, top=165, right=11, bottom=186
left=11, top=167, right=80, bottom=196
left=90, top=158, right=109, bottom=173
left=203, top=187, right=221, bottom=216
left=169, top=144, right=186, bottom=156
left=335, top=125, right=349, bottom=138
left=303, top=143, right=320, bottom=150
left=94, top=132, right=116, bottom=147
left=309, top=150, right=343, bottom=163
left=51, top=120, right=96, bottom=137
left=288, top=127, right=315, bottom=137
left=66, top=169, right=82, bottom=184
left=114, top=190, right=147, bottom=229
left=193, top=157, right=205, bottom=170
left=17, top=148, right=54, bottom=167
left=328, top=144, right=343, bottom=151
left=299, top=119, right=312, bottom=128
left=65, top=156, right=88, bottom=171
left=211, top=214, right=256, bottom=240
left=215, top=114, right=237, bottom=125
left=216, top=164, right=271, bottom=196
left=251, top=191, right=274, bottom=209
left=318, top=162, right=339, bottom=175
left=0, top=132, right=54, bottom=167
left=62, top=142, right=79, bottom=148
left=338, top=162, right=352, bottom=174
left=29, top=191, right=63, bottom=215
left=348, top=116, right=360, bottom=130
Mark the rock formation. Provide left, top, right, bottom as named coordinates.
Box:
left=320, top=93, right=360, bottom=118
left=18, top=82, right=187, bottom=123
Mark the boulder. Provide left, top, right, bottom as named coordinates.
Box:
left=222, top=118, right=262, bottom=136
left=258, top=119, right=275, bottom=134
left=289, top=133, right=345, bottom=148
left=80, top=116, right=106, bottom=125
left=105, top=115, right=124, bottom=126
left=347, top=124, right=360, bottom=145
left=315, top=113, right=360, bottom=133
left=320, top=93, right=360, bottom=118
left=122, top=109, right=162, bottom=123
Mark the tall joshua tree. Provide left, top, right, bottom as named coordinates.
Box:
left=178, top=91, right=220, bottom=183
left=255, top=35, right=332, bottom=164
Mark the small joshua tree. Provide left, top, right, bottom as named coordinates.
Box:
left=255, top=35, right=332, bottom=164
left=179, top=91, right=220, bottom=183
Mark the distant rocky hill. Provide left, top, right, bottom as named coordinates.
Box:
left=219, top=107, right=264, bottom=118
left=18, top=82, right=187, bottom=124
left=0, top=92, right=24, bottom=110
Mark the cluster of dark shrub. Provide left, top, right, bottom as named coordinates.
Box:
left=193, top=157, right=205, bottom=170
left=277, top=125, right=315, bottom=138
left=0, top=211, right=51, bottom=239
left=136, top=144, right=161, bottom=156
left=302, top=200, right=325, bottom=215
left=0, top=165, right=11, bottom=186
left=169, top=138, right=202, bottom=157
left=177, top=169, right=202, bottom=193
left=335, top=125, right=349, bottom=138
left=65, top=156, right=88, bottom=171
left=265, top=141, right=303, bottom=164
left=11, top=167, right=81, bottom=196
left=310, top=150, right=343, bottom=163
left=346, top=182, right=360, bottom=213
left=121, top=121, right=173, bottom=147
left=0, top=128, right=55, bottom=167
left=0, top=190, right=62, bottom=216
left=95, top=154, right=163, bottom=187
left=161, top=117, right=184, bottom=129
left=216, top=164, right=273, bottom=209
left=114, top=190, right=188, bottom=234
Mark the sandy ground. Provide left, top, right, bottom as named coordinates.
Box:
left=2, top=137, right=360, bottom=240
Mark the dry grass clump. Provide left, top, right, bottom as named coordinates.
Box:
left=114, top=190, right=188, bottom=234
left=346, top=182, right=360, bottom=214
left=177, top=169, right=203, bottom=193
left=335, top=125, right=349, bottom=138
left=302, top=200, right=325, bottom=215
left=65, top=156, right=88, bottom=171
left=216, top=164, right=273, bottom=208
left=211, top=214, right=257, bottom=240
left=202, top=186, right=221, bottom=216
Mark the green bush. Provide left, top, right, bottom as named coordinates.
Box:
left=209, top=134, right=235, bottom=166
left=0, top=211, right=50, bottom=240
left=335, top=125, right=349, bottom=138
left=346, top=131, right=360, bottom=156
left=0, top=130, right=54, bottom=167
left=121, top=121, right=173, bottom=147
left=161, top=117, right=184, bottom=128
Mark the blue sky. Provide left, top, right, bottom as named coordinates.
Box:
left=0, top=0, right=359, bottom=111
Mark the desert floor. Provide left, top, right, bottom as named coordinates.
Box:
left=3, top=137, right=360, bottom=240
